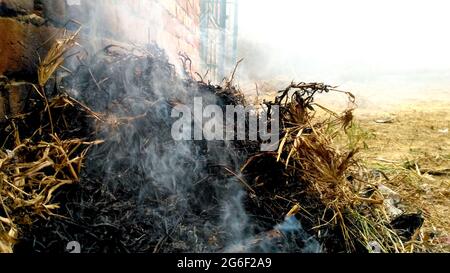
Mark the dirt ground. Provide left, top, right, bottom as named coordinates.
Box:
left=355, top=100, right=450, bottom=252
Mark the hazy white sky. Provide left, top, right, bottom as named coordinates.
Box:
left=237, top=0, right=450, bottom=99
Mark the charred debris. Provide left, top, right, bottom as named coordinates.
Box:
left=0, top=30, right=424, bottom=253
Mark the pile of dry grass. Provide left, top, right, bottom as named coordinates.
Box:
left=243, top=83, right=413, bottom=252
left=0, top=134, right=98, bottom=252
left=0, top=23, right=430, bottom=253
left=1, top=26, right=254, bottom=253
left=0, top=28, right=101, bottom=253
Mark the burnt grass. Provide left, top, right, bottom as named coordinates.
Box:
left=8, top=45, right=319, bottom=253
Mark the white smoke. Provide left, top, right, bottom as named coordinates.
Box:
left=237, top=0, right=450, bottom=109
left=50, top=0, right=319, bottom=253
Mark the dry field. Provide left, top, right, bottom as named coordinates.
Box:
left=355, top=101, right=450, bottom=252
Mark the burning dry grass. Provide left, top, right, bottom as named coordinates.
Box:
left=0, top=25, right=441, bottom=253
left=2, top=29, right=252, bottom=252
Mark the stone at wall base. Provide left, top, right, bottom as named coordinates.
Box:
left=0, top=77, right=31, bottom=122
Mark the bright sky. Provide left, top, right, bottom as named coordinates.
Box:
left=237, top=0, right=450, bottom=100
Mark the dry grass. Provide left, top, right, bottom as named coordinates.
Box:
left=2, top=22, right=447, bottom=253
left=0, top=133, right=99, bottom=252
left=0, top=27, right=102, bottom=253
left=243, top=80, right=449, bottom=252
left=355, top=102, right=450, bottom=252
left=38, top=27, right=81, bottom=87
left=243, top=83, right=431, bottom=252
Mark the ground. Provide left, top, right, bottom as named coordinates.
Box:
left=355, top=101, right=450, bottom=252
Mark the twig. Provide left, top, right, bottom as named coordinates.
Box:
left=226, top=58, right=244, bottom=87
left=222, top=166, right=256, bottom=194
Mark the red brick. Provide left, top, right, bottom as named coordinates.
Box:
left=0, top=18, right=59, bottom=78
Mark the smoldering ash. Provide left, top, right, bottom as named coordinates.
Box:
left=26, top=0, right=318, bottom=253
left=171, top=98, right=280, bottom=152
left=61, top=45, right=254, bottom=252
left=60, top=0, right=257, bottom=253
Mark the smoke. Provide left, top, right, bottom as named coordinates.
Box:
left=237, top=0, right=450, bottom=109
left=65, top=45, right=250, bottom=252
left=34, top=0, right=321, bottom=253
left=224, top=216, right=322, bottom=253
left=64, top=0, right=195, bottom=71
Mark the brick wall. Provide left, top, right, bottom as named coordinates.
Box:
left=0, top=0, right=202, bottom=79
left=0, top=0, right=203, bottom=121
left=0, top=0, right=65, bottom=121
left=64, top=0, right=202, bottom=68
left=153, top=0, right=201, bottom=66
